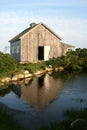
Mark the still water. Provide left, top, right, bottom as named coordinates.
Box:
left=0, top=72, right=87, bottom=129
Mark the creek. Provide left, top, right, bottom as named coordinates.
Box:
left=0, top=72, right=87, bottom=130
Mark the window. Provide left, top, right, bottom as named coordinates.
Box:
left=67, top=48, right=72, bottom=52
left=16, top=46, right=20, bottom=53
left=11, top=47, right=14, bottom=54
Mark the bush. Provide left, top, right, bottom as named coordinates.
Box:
left=0, top=52, right=18, bottom=73
left=71, top=64, right=83, bottom=71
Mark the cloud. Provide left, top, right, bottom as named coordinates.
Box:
left=0, top=12, right=87, bottom=52
left=54, top=19, right=87, bottom=48
left=0, top=12, right=28, bottom=24
left=41, top=18, right=87, bottom=48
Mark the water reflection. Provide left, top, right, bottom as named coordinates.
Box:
left=13, top=74, right=63, bottom=108
left=38, top=76, right=44, bottom=88
left=12, top=85, right=21, bottom=98
left=0, top=73, right=87, bottom=130
left=0, top=84, right=15, bottom=97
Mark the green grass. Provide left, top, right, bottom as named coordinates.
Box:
left=0, top=105, right=25, bottom=130
left=0, top=104, right=87, bottom=130
left=39, top=108, right=87, bottom=130
left=21, top=62, right=46, bottom=74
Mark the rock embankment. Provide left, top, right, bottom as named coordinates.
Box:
left=11, top=70, right=33, bottom=81
left=0, top=66, right=64, bottom=86
left=0, top=70, right=33, bottom=85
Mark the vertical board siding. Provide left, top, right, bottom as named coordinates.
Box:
left=20, top=24, right=61, bottom=62
left=10, top=40, right=20, bottom=61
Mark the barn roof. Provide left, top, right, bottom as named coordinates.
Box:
left=9, top=22, right=62, bottom=42
left=60, top=42, right=75, bottom=48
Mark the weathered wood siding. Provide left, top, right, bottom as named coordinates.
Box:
left=61, top=43, right=74, bottom=56
left=20, top=24, right=62, bottom=63
left=10, top=40, right=20, bottom=61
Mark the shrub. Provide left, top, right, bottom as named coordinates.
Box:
left=0, top=52, right=18, bottom=73
left=71, top=64, right=82, bottom=71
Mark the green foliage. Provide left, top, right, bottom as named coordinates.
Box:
left=21, top=62, right=46, bottom=73
left=71, top=64, right=82, bottom=71
left=0, top=105, right=25, bottom=130
left=45, top=56, right=68, bottom=69
left=45, top=48, right=87, bottom=72
left=26, top=48, right=87, bottom=73
left=39, top=108, right=87, bottom=130
left=0, top=52, right=18, bottom=74
left=0, top=48, right=87, bottom=76
left=66, top=109, right=87, bottom=120
left=0, top=84, right=15, bottom=96
left=65, top=48, right=87, bottom=71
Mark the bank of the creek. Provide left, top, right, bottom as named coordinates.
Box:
left=0, top=66, right=64, bottom=89
left=0, top=72, right=87, bottom=130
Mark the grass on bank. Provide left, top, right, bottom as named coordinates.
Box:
left=0, top=103, right=87, bottom=130
left=39, top=108, right=87, bottom=130
left=1, top=48, right=87, bottom=78
left=21, top=62, right=46, bottom=74
left=0, top=105, right=25, bottom=130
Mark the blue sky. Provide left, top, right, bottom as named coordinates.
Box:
left=0, top=0, right=87, bottom=52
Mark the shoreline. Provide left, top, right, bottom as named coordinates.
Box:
left=0, top=66, right=64, bottom=87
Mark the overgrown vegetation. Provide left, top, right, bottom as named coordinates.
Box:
left=21, top=62, right=46, bottom=73
left=46, top=48, right=87, bottom=72
left=39, top=108, right=87, bottom=130
left=0, top=104, right=87, bottom=130
left=0, top=52, right=18, bottom=72
left=0, top=105, right=25, bottom=130
left=0, top=52, right=19, bottom=77
left=0, top=48, right=87, bottom=77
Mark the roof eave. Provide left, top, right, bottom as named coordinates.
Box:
left=9, top=38, right=20, bottom=43
left=61, top=42, right=75, bottom=48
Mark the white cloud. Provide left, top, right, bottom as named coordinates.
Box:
left=0, top=12, right=27, bottom=24
left=54, top=19, right=87, bottom=48
left=42, top=18, right=87, bottom=48
left=0, top=12, right=87, bottom=52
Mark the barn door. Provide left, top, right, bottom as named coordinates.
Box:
left=44, top=46, right=50, bottom=61
left=38, top=46, right=50, bottom=61
left=38, top=46, right=44, bottom=60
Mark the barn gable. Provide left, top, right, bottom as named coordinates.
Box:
left=9, top=22, right=61, bottom=43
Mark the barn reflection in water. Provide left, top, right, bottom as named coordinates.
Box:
left=13, top=74, right=64, bottom=108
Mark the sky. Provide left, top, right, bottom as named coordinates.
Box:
left=0, top=0, right=87, bottom=53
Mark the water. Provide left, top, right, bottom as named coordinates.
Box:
left=0, top=72, right=87, bottom=129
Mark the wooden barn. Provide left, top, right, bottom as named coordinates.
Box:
left=9, top=22, right=74, bottom=63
